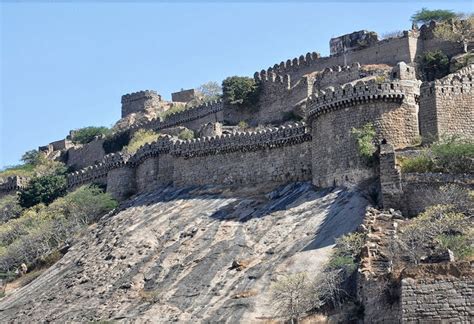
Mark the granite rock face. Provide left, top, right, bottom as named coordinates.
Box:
left=0, top=182, right=368, bottom=323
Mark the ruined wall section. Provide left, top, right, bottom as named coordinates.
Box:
left=131, top=99, right=223, bottom=133
left=308, top=80, right=419, bottom=187
left=0, top=176, right=29, bottom=199
left=66, top=138, right=106, bottom=170
left=419, top=65, right=473, bottom=142
left=121, top=90, right=163, bottom=118
left=253, top=72, right=312, bottom=124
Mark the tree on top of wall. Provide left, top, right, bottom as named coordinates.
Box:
left=222, top=76, right=261, bottom=109
left=411, top=8, right=457, bottom=25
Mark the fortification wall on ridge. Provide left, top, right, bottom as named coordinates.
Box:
left=67, top=123, right=312, bottom=199
left=0, top=176, right=29, bottom=199
left=419, top=64, right=473, bottom=142
left=66, top=138, right=106, bottom=170
left=308, top=80, right=419, bottom=187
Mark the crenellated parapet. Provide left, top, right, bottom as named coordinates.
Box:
left=121, top=90, right=161, bottom=104
left=66, top=152, right=130, bottom=189
left=307, top=80, right=405, bottom=121
left=420, top=65, right=473, bottom=96
left=419, top=65, right=473, bottom=142
left=170, top=122, right=311, bottom=158
left=127, top=135, right=175, bottom=166
left=254, top=52, right=322, bottom=80
left=0, top=176, right=29, bottom=195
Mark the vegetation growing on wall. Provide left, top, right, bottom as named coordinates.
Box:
left=400, top=136, right=474, bottom=174
left=222, top=76, right=261, bottom=109
left=0, top=185, right=117, bottom=273
left=351, top=123, right=377, bottom=166
left=177, top=129, right=194, bottom=140
left=71, top=126, right=111, bottom=144
left=417, top=50, right=450, bottom=81
left=123, top=129, right=161, bottom=154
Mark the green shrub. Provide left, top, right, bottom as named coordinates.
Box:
left=351, top=123, right=377, bottom=166
left=400, top=154, right=434, bottom=173
left=431, top=136, right=474, bottom=174
left=71, top=126, right=110, bottom=144
left=417, top=50, right=450, bottom=81
left=103, top=130, right=131, bottom=154
left=237, top=121, right=249, bottom=130
left=0, top=195, right=23, bottom=223
left=0, top=185, right=116, bottom=272
left=178, top=129, right=194, bottom=140
left=123, top=129, right=160, bottom=154
left=436, top=233, right=473, bottom=260
left=222, top=76, right=261, bottom=108
left=18, top=174, right=67, bottom=208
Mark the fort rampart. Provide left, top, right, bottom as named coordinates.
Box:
left=419, top=65, right=473, bottom=142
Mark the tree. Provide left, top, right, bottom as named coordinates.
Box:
left=418, top=50, right=450, bottom=81
left=197, top=81, right=222, bottom=102
left=20, top=150, right=40, bottom=166
left=222, top=76, right=261, bottom=108
left=271, top=273, right=311, bottom=323
left=71, top=126, right=111, bottom=144
left=434, top=15, right=473, bottom=53
left=18, top=175, right=67, bottom=208
left=411, top=8, right=457, bottom=25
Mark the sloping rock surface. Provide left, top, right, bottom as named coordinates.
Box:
left=0, top=182, right=368, bottom=323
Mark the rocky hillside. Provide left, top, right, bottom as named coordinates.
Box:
left=0, top=182, right=368, bottom=323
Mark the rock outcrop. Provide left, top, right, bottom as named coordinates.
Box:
left=0, top=182, right=368, bottom=323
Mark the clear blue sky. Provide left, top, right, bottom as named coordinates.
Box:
left=0, top=1, right=471, bottom=168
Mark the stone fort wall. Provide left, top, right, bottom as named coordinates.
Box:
left=401, top=275, right=473, bottom=322
left=65, top=123, right=311, bottom=200
left=419, top=65, right=473, bottom=142
left=0, top=176, right=29, bottom=199
left=307, top=80, right=419, bottom=188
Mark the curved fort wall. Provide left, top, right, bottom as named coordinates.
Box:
left=307, top=80, right=419, bottom=187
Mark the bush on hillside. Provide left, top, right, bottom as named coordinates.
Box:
left=18, top=174, right=67, bottom=208
left=0, top=195, right=23, bottom=224
left=400, top=137, right=474, bottom=174
left=71, top=126, right=111, bottom=144
left=431, top=136, right=474, bottom=173
left=222, top=76, right=261, bottom=108
left=123, top=129, right=161, bottom=154
left=0, top=185, right=117, bottom=272
left=417, top=50, right=450, bottom=81
left=160, top=103, right=189, bottom=120
left=103, top=130, right=132, bottom=154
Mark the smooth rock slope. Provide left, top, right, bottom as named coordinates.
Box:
left=0, top=182, right=368, bottom=323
